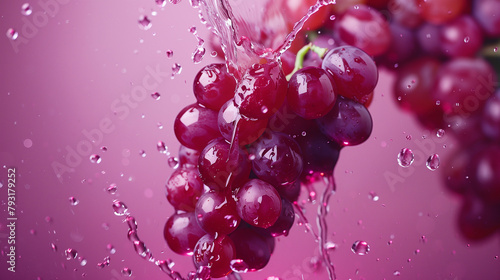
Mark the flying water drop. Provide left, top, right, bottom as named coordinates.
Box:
left=397, top=148, right=414, bottom=167
left=426, top=154, right=440, bottom=171
left=351, top=240, right=370, bottom=255
left=21, top=3, right=32, bottom=16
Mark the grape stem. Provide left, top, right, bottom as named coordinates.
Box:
left=285, top=43, right=329, bottom=80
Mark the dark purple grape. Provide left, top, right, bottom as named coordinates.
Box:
left=165, top=167, right=204, bottom=212
left=164, top=212, right=206, bottom=256
left=432, top=57, right=496, bottom=118
left=416, top=22, right=443, bottom=56
left=198, top=138, right=251, bottom=191
left=440, top=15, right=484, bottom=58
left=294, top=121, right=341, bottom=178
left=218, top=99, right=268, bottom=146
left=268, top=101, right=308, bottom=136
left=267, top=198, right=295, bottom=237
left=193, top=234, right=236, bottom=278
left=229, top=226, right=272, bottom=271
left=178, top=145, right=200, bottom=168
left=174, top=103, right=221, bottom=151
left=333, top=5, right=391, bottom=56
left=234, top=61, right=288, bottom=119
left=277, top=180, right=301, bottom=202
left=468, top=144, right=500, bottom=203
left=458, top=196, right=500, bottom=241
left=481, top=90, right=500, bottom=140
left=195, top=191, right=241, bottom=235
left=235, top=179, right=282, bottom=229
left=321, top=45, right=378, bottom=105
left=287, top=66, right=337, bottom=119
left=378, top=22, right=418, bottom=67
left=249, top=130, right=304, bottom=187
left=316, top=96, right=373, bottom=147
left=473, top=0, right=500, bottom=37
left=193, top=63, right=237, bottom=111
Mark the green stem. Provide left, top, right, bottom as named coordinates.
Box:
left=285, top=43, right=329, bottom=80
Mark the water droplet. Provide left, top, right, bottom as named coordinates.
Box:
left=397, top=148, right=414, bottom=167
left=139, top=150, right=147, bottom=157
left=387, top=240, right=393, bottom=245
left=393, top=270, right=401, bottom=276
left=69, top=196, right=79, bottom=206
left=426, top=154, right=440, bottom=171
left=157, top=141, right=167, bottom=154
left=168, top=157, right=179, bottom=169
left=464, top=37, right=470, bottom=43
left=6, top=28, right=18, bottom=40
left=97, top=256, right=111, bottom=268
left=151, top=92, right=161, bottom=100
left=45, top=216, right=53, bottom=223
left=100, top=146, right=108, bottom=152
left=166, top=50, right=173, bottom=58
left=122, top=267, right=133, bottom=277
left=89, top=154, right=101, bottom=164
left=169, top=0, right=182, bottom=3
left=494, top=47, right=498, bottom=52
left=308, top=256, right=322, bottom=271
left=420, top=235, right=427, bottom=243
left=134, top=240, right=153, bottom=260
left=368, top=191, right=379, bottom=201
left=210, top=51, right=217, bottom=57
left=325, top=241, right=337, bottom=252
left=171, top=63, right=182, bottom=78
left=107, top=244, right=116, bottom=254
left=30, top=229, right=36, bottom=235
left=79, top=257, right=87, bottom=266
left=155, top=0, right=166, bottom=7
left=266, top=277, right=282, bottom=280
left=351, top=240, right=370, bottom=255
left=414, top=249, right=420, bottom=254
left=189, top=0, right=200, bottom=7
left=189, top=26, right=197, bottom=34
left=21, top=3, right=32, bottom=15
left=329, top=15, right=336, bottom=20
left=51, top=243, right=57, bottom=252
left=192, top=46, right=205, bottom=64
left=126, top=216, right=138, bottom=231
left=65, top=248, right=78, bottom=260
left=107, top=183, right=117, bottom=194
left=436, top=129, right=445, bottom=137
left=230, top=259, right=249, bottom=273
left=112, top=200, right=128, bottom=216
left=157, top=122, right=164, bottom=129
left=406, top=135, right=412, bottom=140
left=138, top=16, right=152, bottom=30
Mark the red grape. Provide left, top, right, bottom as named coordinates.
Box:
left=164, top=212, right=206, bottom=256
left=193, top=63, right=237, bottom=111
left=165, top=167, right=204, bottom=212
left=193, top=234, right=236, bottom=278
left=439, top=15, right=484, bottom=58
left=174, top=103, right=221, bottom=151
left=229, top=225, right=273, bottom=271
left=195, top=191, right=241, bottom=235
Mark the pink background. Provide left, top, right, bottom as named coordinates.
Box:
left=0, top=1, right=499, bottom=280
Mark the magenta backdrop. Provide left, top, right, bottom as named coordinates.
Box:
left=0, top=1, right=499, bottom=280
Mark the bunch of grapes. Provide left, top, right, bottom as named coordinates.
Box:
left=164, top=42, right=375, bottom=278
left=286, top=0, right=500, bottom=241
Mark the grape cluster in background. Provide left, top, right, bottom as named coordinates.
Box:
left=165, top=0, right=500, bottom=278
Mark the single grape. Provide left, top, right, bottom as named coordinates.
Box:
left=165, top=167, right=204, bottom=212
left=443, top=147, right=475, bottom=195
left=195, top=191, right=241, bottom=235
left=287, top=66, right=337, bottom=119
left=198, top=138, right=251, bottom=191
left=193, top=234, right=236, bottom=278
left=378, top=22, right=418, bottom=67
left=481, top=90, right=500, bottom=140
left=387, top=0, right=423, bottom=28
left=458, top=196, right=500, bottom=241
left=416, top=22, right=443, bottom=56
left=432, top=57, right=496, bottom=119
left=249, top=130, right=304, bottom=187
left=393, top=57, right=441, bottom=115
left=473, top=0, right=500, bottom=37
left=333, top=5, right=391, bottom=56
left=267, top=198, right=295, bottom=237
left=417, top=0, right=466, bottom=25
left=468, top=144, right=500, bottom=202
left=234, top=61, right=287, bottom=119
left=218, top=99, right=268, bottom=146
left=321, top=45, right=378, bottom=105
left=294, top=121, right=342, bottom=178
left=235, top=179, right=282, bottom=229
left=316, top=96, right=373, bottom=147
left=193, top=63, right=237, bottom=111
left=174, top=103, right=221, bottom=150
left=439, top=15, right=484, bottom=58
left=164, top=212, right=206, bottom=256
left=229, top=225, right=273, bottom=271
left=277, top=180, right=301, bottom=203
left=178, top=145, right=200, bottom=168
